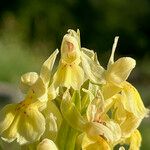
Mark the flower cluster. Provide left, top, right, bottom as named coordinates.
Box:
left=0, top=29, right=148, bottom=150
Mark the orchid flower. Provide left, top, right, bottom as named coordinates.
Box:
left=0, top=50, right=58, bottom=145
left=52, top=29, right=105, bottom=90
left=60, top=89, right=121, bottom=150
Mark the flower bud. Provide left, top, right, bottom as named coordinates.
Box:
left=37, top=139, right=58, bottom=150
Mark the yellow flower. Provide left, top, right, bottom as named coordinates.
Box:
left=113, top=82, right=148, bottom=138
left=84, top=91, right=121, bottom=148
left=52, top=29, right=105, bottom=90
left=102, top=37, right=136, bottom=100
left=60, top=90, right=121, bottom=150
left=0, top=99, right=45, bottom=145
left=0, top=50, right=58, bottom=145
left=119, top=129, right=142, bottom=150
left=128, top=129, right=142, bottom=150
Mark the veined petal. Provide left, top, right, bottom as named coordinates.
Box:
left=113, top=94, right=142, bottom=137
left=53, top=62, right=84, bottom=89
left=17, top=107, right=45, bottom=145
left=87, top=120, right=121, bottom=144
left=82, top=134, right=111, bottom=150
left=19, top=72, right=39, bottom=93
left=81, top=50, right=105, bottom=84
left=106, top=57, right=136, bottom=85
left=120, top=113, right=141, bottom=138
left=101, top=82, right=121, bottom=100
left=40, top=49, right=59, bottom=85
left=1, top=114, right=20, bottom=143
left=128, top=130, right=141, bottom=150
left=27, top=77, right=47, bottom=102
left=81, top=47, right=101, bottom=65
left=86, top=90, right=104, bottom=122
left=0, top=104, right=16, bottom=134
left=70, top=64, right=84, bottom=89
left=42, top=100, right=62, bottom=140
left=121, top=82, right=148, bottom=118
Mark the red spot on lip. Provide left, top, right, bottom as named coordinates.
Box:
left=66, top=42, right=74, bottom=52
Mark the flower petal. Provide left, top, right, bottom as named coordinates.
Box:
left=81, top=50, right=105, bottom=84
left=1, top=115, right=20, bottom=143
left=87, top=120, right=121, bottom=144
left=121, top=82, right=148, bottom=118
left=128, top=130, right=141, bottom=150
left=17, top=107, right=45, bottom=145
left=101, top=82, right=121, bottom=100
left=40, top=49, right=59, bottom=85
left=106, top=57, right=136, bottom=85
left=113, top=94, right=142, bottom=137
left=0, top=104, right=16, bottom=134
left=82, top=134, right=111, bottom=150
left=53, top=63, right=84, bottom=89
left=19, top=72, right=39, bottom=93
left=107, top=36, right=119, bottom=68
left=37, top=138, right=58, bottom=150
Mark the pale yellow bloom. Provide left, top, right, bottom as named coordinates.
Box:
left=85, top=91, right=121, bottom=148
left=112, top=82, right=148, bottom=138
left=42, top=100, right=62, bottom=141
left=0, top=100, right=45, bottom=145
left=102, top=36, right=136, bottom=99
left=52, top=29, right=105, bottom=90
left=60, top=89, right=121, bottom=149
left=0, top=50, right=58, bottom=145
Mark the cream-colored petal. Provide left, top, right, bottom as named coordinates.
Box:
left=120, top=113, right=141, bottom=138
left=48, top=84, right=59, bottom=100
left=53, top=63, right=71, bottom=88
left=17, top=107, right=45, bottom=145
left=27, top=77, right=47, bottom=102
left=128, top=130, right=141, bottom=150
left=86, top=90, right=104, bottom=122
left=87, top=120, right=121, bottom=144
left=40, top=49, right=59, bottom=85
left=107, top=36, right=119, bottom=68
left=106, top=57, right=136, bottom=85
left=1, top=114, right=20, bottom=143
left=121, top=82, right=148, bottom=118
left=81, top=51, right=105, bottom=84
left=70, top=64, right=84, bottom=89
left=113, top=94, right=142, bottom=138
left=102, top=82, right=121, bottom=100
left=19, top=72, right=39, bottom=93
left=37, top=138, right=58, bottom=150
left=0, top=104, right=16, bottom=134
left=42, top=113, right=58, bottom=141
left=43, top=100, right=62, bottom=129
left=53, top=62, right=84, bottom=89
left=42, top=101, right=62, bottom=140
left=119, top=146, right=125, bottom=150
left=82, top=134, right=111, bottom=150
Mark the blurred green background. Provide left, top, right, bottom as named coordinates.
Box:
left=0, top=0, right=150, bottom=149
